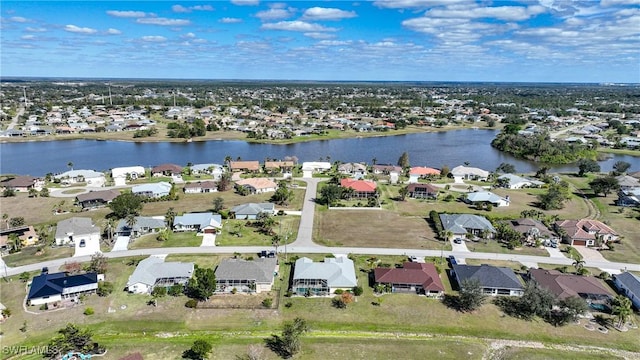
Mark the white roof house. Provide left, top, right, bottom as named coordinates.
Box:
left=126, top=256, right=194, bottom=294
left=55, top=169, right=106, bottom=187
left=466, top=191, right=510, bottom=207
left=497, top=174, right=544, bottom=189
left=132, top=182, right=172, bottom=198
left=54, top=217, right=101, bottom=257
left=191, top=163, right=225, bottom=179
left=302, top=162, right=332, bottom=178
left=111, top=166, right=145, bottom=186
left=451, top=166, right=490, bottom=181
left=173, top=213, right=222, bottom=234
left=292, top=256, right=357, bottom=296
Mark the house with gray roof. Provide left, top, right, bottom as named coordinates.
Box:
left=452, top=264, right=524, bottom=296
left=190, top=163, right=224, bottom=179
left=231, top=203, right=276, bottom=220
left=292, top=256, right=357, bottom=296
left=54, top=217, right=101, bottom=257
left=497, top=174, right=544, bottom=189
left=465, top=191, right=510, bottom=207
left=115, top=216, right=166, bottom=238
left=76, top=189, right=120, bottom=209
left=613, top=272, right=640, bottom=310
left=55, top=169, right=106, bottom=187
left=439, top=213, right=496, bottom=239
left=215, top=258, right=278, bottom=293
left=173, top=212, right=222, bottom=234
left=126, top=256, right=194, bottom=294
left=451, top=165, right=490, bottom=181
left=132, top=182, right=172, bottom=198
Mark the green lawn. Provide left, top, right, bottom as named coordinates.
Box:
left=128, top=231, right=201, bottom=249
left=2, top=246, right=74, bottom=267
left=216, top=217, right=299, bottom=247
left=465, top=240, right=549, bottom=257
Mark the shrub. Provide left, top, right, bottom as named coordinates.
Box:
left=341, top=292, right=354, bottom=304
left=168, top=284, right=183, bottom=296
left=83, top=307, right=94, bottom=315
left=39, top=304, right=48, bottom=311
left=284, top=302, right=293, bottom=308
left=332, top=298, right=347, bottom=309
left=1, top=308, right=11, bottom=318
left=334, top=289, right=344, bottom=295
left=262, top=298, right=273, bottom=308
left=97, top=281, right=114, bottom=297
left=151, top=286, right=167, bottom=298
left=352, top=286, right=364, bottom=296
left=185, top=299, right=198, bottom=308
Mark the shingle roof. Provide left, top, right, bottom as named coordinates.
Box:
left=0, top=176, right=38, bottom=187
left=126, top=256, right=194, bottom=288
left=28, top=272, right=98, bottom=300
left=236, top=178, right=277, bottom=190
left=132, top=182, right=172, bottom=195
left=451, top=166, right=490, bottom=178
left=231, top=203, right=274, bottom=216
left=466, top=191, right=507, bottom=204
left=614, top=272, right=640, bottom=301
left=151, top=163, right=183, bottom=174
left=115, top=216, right=166, bottom=233
left=174, top=213, right=222, bottom=229
left=497, top=173, right=544, bottom=186
left=230, top=161, right=260, bottom=171
left=410, top=167, right=441, bottom=176
left=529, top=269, right=612, bottom=299
left=293, top=256, right=357, bottom=288
left=215, top=258, right=277, bottom=283
left=76, top=189, right=121, bottom=203
left=407, top=183, right=439, bottom=193
left=55, top=217, right=98, bottom=239
left=453, top=264, right=523, bottom=290
left=440, top=214, right=496, bottom=233
left=184, top=181, right=217, bottom=190
left=374, top=262, right=444, bottom=292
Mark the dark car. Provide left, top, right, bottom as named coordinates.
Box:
left=448, top=256, right=457, bottom=266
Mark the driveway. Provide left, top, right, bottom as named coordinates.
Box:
left=574, top=246, right=609, bottom=262
left=291, top=178, right=323, bottom=247
left=201, top=234, right=216, bottom=247
left=545, top=246, right=566, bottom=258
left=451, top=239, right=470, bottom=252
left=112, top=236, right=130, bottom=251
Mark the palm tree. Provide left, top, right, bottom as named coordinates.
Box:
left=125, top=214, right=137, bottom=237
left=611, top=295, right=632, bottom=328
left=2, top=213, right=8, bottom=230
left=67, top=161, right=74, bottom=171
left=165, top=207, right=177, bottom=228
left=572, top=259, right=585, bottom=273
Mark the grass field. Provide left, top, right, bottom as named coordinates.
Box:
left=128, top=231, right=202, bottom=249
left=2, top=246, right=74, bottom=267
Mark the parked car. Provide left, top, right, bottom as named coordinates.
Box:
left=453, top=238, right=463, bottom=244
left=448, top=256, right=457, bottom=266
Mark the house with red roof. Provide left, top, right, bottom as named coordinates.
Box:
left=374, top=262, right=444, bottom=297
left=340, top=178, right=377, bottom=198
left=407, top=183, right=439, bottom=199
left=555, top=219, right=619, bottom=247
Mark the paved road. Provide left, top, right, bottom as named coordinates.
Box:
left=6, top=106, right=25, bottom=130
left=49, top=184, right=134, bottom=198
left=292, top=178, right=323, bottom=247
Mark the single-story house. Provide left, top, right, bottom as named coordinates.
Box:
left=301, top=162, right=331, bottom=178
left=407, top=183, right=439, bottom=199
left=374, top=262, right=445, bottom=297
left=292, top=256, right=357, bottom=296
left=372, top=164, right=402, bottom=175
left=340, top=178, right=377, bottom=198
left=452, top=264, right=524, bottom=296
left=115, top=216, right=166, bottom=238
left=215, top=257, right=279, bottom=293
left=0, top=176, right=44, bottom=192
left=55, top=170, right=106, bottom=187
left=465, top=191, right=510, bottom=207
left=529, top=268, right=612, bottom=301
left=496, top=174, right=544, bottom=189
left=126, top=256, right=194, bottom=294
left=229, top=161, right=260, bottom=173
left=132, top=182, right=172, bottom=198
left=616, top=175, right=640, bottom=190
left=264, top=161, right=294, bottom=174
left=75, top=189, right=120, bottom=209
left=506, top=218, right=558, bottom=243
left=617, top=188, right=640, bottom=207
left=231, top=203, right=276, bottom=220
left=409, top=167, right=441, bottom=183
left=439, top=213, right=496, bottom=239
left=184, top=181, right=218, bottom=194
left=151, top=163, right=183, bottom=177
left=27, top=271, right=98, bottom=306
left=111, top=166, right=145, bottom=186
left=235, top=178, right=278, bottom=194
left=555, top=219, right=619, bottom=247
left=54, top=217, right=101, bottom=256
left=191, top=163, right=224, bottom=179
left=451, top=165, right=490, bottom=181
left=338, top=163, right=367, bottom=176
left=0, top=225, right=39, bottom=250
left=173, top=212, right=222, bottom=234
left=613, top=272, right=640, bottom=310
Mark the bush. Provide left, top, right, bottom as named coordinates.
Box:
left=168, top=284, right=184, bottom=296
left=1, top=308, right=11, bottom=318
left=39, top=304, right=48, bottom=311
left=332, top=298, right=347, bottom=309
left=262, top=298, right=273, bottom=308
left=151, top=286, right=167, bottom=298
left=83, top=307, right=94, bottom=315
left=352, top=286, right=363, bottom=296
left=97, top=281, right=114, bottom=297
left=185, top=299, right=198, bottom=308
left=284, top=302, right=293, bottom=308
left=334, top=289, right=344, bottom=295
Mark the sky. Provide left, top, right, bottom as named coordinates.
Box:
left=1, top=0, right=639, bottom=83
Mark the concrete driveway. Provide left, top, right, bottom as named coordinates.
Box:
left=451, top=238, right=470, bottom=252
left=201, top=234, right=216, bottom=247
left=112, top=236, right=130, bottom=251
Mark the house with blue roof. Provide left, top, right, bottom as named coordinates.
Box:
left=465, top=191, right=510, bottom=207
left=452, top=264, right=524, bottom=297
left=496, top=174, right=544, bottom=189
left=173, top=212, right=222, bottom=234
left=292, top=256, right=357, bottom=296
left=613, top=272, right=640, bottom=310
left=27, top=271, right=98, bottom=306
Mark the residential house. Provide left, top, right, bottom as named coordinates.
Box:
left=451, top=165, right=490, bottom=181
left=173, top=212, right=222, bottom=234
left=407, top=183, right=439, bottom=199
left=506, top=218, right=558, bottom=245
left=465, top=191, right=510, bottom=207
left=111, top=166, right=145, bottom=186
left=617, top=188, right=640, bottom=207
left=229, top=161, right=260, bottom=173
left=0, top=176, right=44, bottom=192
left=235, top=178, right=278, bottom=194
left=529, top=269, right=612, bottom=302
left=27, top=271, right=99, bottom=306
left=231, top=203, right=276, bottom=220
left=115, top=216, right=166, bottom=238
left=340, top=178, right=377, bottom=198
left=409, top=167, right=441, bottom=183
left=374, top=262, right=445, bottom=297
left=151, top=163, right=183, bottom=177
left=126, top=256, right=194, bottom=294
left=264, top=161, right=294, bottom=175
left=555, top=219, right=619, bottom=247
left=338, top=163, right=367, bottom=177
left=372, top=164, right=402, bottom=175
left=55, top=170, right=106, bottom=187
left=132, top=182, right=172, bottom=199
left=292, top=256, right=357, bottom=296
left=54, top=217, right=101, bottom=257
left=452, top=264, right=524, bottom=296
left=184, top=181, right=218, bottom=194
left=301, top=162, right=332, bottom=178
left=190, top=163, right=224, bottom=179
left=613, top=272, right=640, bottom=310
left=439, top=213, right=496, bottom=239
left=496, top=174, right=544, bottom=189
left=0, top=225, right=39, bottom=250
left=75, top=189, right=120, bottom=209
left=615, top=175, right=640, bottom=190
left=215, top=257, right=278, bottom=293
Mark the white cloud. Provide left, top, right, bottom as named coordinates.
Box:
left=106, top=28, right=122, bottom=35
left=219, top=17, right=243, bottom=23
left=172, top=4, right=214, bottom=13
left=373, top=0, right=470, bottom=9
left=261, top=20, right=337, bottom=32
left=316, top=40, right=353, bottom=46
left=304, top=32, right=337, bottom=39
left=601, top=0, right=640, bottom=6
left=192, top=5, right=214, bottom=11
left=182, top=32, right=196, bottom=38
left=427, top=5, right=546, bottom=21
left=302, top=7, right=357, bottom=21
left=10, top=16, right=29, bottom=23
left=172, top=5, right=190, bottom=13
left=25, top=27, right=47, bottom=32
left=255, top=8, right=295, bottom=21
left=106, top=10, right=147, bottom=18
left=231, top=0, right=260, bottom=6
left=136, top=17, right=191, bottom=26
left=21, top=34, right=35, bottom=40
left=141, top=35, right=167, bottom=42
left=64, top=24, right=98, bottom=34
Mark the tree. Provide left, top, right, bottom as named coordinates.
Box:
left=9, top=217, right=25, bottom=228
left=517, top=282, right=555, bottom=320
left=97, top=282, right=114, bottom=297
left=496, top=162, right=516, bottom=174
left=67, top=161, right=74, bottom=171
left=3, top=188, right=15, bottom=197
left=87, top=253, right=108, bottom=274
left=577, top=159, right=600, bottom=177
left=271, top=181, right=294, bottom=205
left=319, top=184, right=343, bottom=207
left=165, top=207, right=177, bottom=228
left=40, top=187, right=50, bottom=197
left=28, top=187, right=39, bottom=198
left=125, top=214, right=137, bottom=234
left=183, top=339, right=212, bottom=360
left=217, top=172, right=232, bottom=191
left=458, top=278, right=486, bottom=312
left=589, top=176, right=619, bottom=197
left=265, top=318, right=309, bottom=358
left=611, top=295, right=632, bottom=328
left=257, top=212, right=277, bottom=235
left=186, top=267, right=216, bottom=301
left=397, top=151, right=410, bottom=169
left=44, top=324, right=102, bottom=360
left=612, top=161, right=631, bottom=175
left=152, top=286, right=167, bottom=298
left=398, top=186, right=409, bottom=201
left=538, top=181, right=570, bottom=210
left=212, top=197, right=224, bottom=212
left=440, top=165, right=450, bottom=178
left=108, top=192, right=143, bottom=219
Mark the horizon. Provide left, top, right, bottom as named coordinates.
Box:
left=1, top=1, right=639, bottom=83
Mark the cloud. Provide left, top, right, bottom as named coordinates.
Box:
left=219, top=17, right=243, bottom=23
left=136, top=17, right=191, bottom=26
left=255, top=8, right=295, bottom=21
left=21, top=34, right=35, bottom=40
left=261, top=20, right=337, bottom=32
left=106, top=10, right=147, bottom=18
left=302, top=7, right=357, bottom=21
left=182, top=32, right=196, bottom=38
left=172, top=4, right=214, bottom=13
left=304, top=32, right=337, bottom=39
left=172, top=5, right=190, bottom=13
left=25, top=27, right=47, bottom=32
left=373, top=0, right=470, bottom=9
left=141, top=35, right=167, bottom=42
left=231, top=0, right=259, bottom=5
left=427, top=5, right=546, bottom=21
left=106, top=28, right=122, bottom=35
left=601, top=0, right=640, bottom=6
left=9, top=16, right=29, bottom=23
left=64, top=24, right=98, bottom=34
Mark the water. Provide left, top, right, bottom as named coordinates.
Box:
left=1, top=129, right=639, bottom=176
